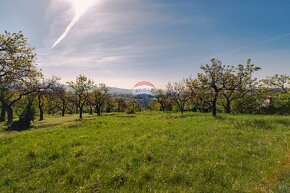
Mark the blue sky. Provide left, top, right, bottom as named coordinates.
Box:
left=1, top=0, right=290, bottom=88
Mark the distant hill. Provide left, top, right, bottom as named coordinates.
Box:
left=65, top=85, right=157, bottom=96
left=108, top=87, right=132, bottom=95
left=63, top=85, right=132, bottom=95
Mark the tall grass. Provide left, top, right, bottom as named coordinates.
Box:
left=0, top=112, right=289, bottom=192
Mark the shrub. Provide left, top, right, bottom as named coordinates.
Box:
left=268, top=93, right=290, bottom=114
left=125, top=107, right=135, bottom=114
left=8, top=104, right=36, bottom=131
left=232, top=93, right=265, bottom=114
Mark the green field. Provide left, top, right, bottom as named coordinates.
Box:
left=0, top=112, right=289, bottom=193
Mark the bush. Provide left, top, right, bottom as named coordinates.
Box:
left=125, top=107, right=135, bottom=114
left=232, top=93, right=265, bottom=114
left=268, top=93, right=290, bottom=114
left=9, top=104, right=36, bottom=131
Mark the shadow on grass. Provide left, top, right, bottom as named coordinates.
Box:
left=232, top=118, right=290, bottom=130
left=115, top=115, right=136, bottom=118
left=161, top=112, right=213, bottom=119
left=0, top=116, right=96, bottom=133
left=102, top=113, right=116, bottom=116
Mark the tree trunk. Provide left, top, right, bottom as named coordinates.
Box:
left=225, top=100, right=231, bottom=114
left=39, top=107, right=44, bottom=121
left=97, top=107, right=101, bottom=116
left=225, top=97, right=231, bottom=114
left=95, top=104, right=101, bottom=116
left=62, top=102, right=65, bottom=116
left=26, top=104, right=33, bottom=120
left=89, top=105, right=93, bottom=115
left=201, top=103, right=205, bottom=113
left=180, top=103, right=184, bottom=116
left=38, top=95, right=43, bottom=121
left=212, top=97, right=217, bottom=117
left=0, top=98, right=6, bottom=122
left=0, top=106, right=5, bottom=122
left=79, top=107, right=83, bottom=119
left=7, top=105, right=13, bottom=126
left=160, top=105, right=165, bottom=112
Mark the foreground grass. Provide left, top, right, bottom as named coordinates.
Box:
left=0, top=112, right=289, bottom=193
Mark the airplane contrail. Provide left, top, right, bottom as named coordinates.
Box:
left=51, top=0, right=97, bottom=49
left=51, top=13, right=82, bottom=48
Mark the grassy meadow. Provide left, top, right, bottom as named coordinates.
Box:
left=0, top=112, right=289, bottom=193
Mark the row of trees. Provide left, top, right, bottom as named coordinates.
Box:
left=156, top=59, right=289, bottom=116
left=0, top=31, right=140, bottom=130
left=1, top=31, right=289, bottom=130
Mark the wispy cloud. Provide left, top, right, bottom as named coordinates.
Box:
left=44, top=0, right=191, bottom=64
left=40, top=0, right=211, bottom=87
left=203, top=33, right=290, bottom=61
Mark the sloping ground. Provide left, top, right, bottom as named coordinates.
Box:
left=257, top=151, right=290, bottom=193
left=270, top=173, right=290, bottom=193
left=0, top=112, right=289, bottom=193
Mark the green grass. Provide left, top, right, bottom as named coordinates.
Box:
left=0, top=112, right=289, bottom=193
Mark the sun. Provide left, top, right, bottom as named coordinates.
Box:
left=66, top=0, right=98, bottom=15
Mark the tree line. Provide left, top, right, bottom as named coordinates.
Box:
left=1, top=31, right=289, bottom=130
left=159, top=58, right=289, bottom=116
